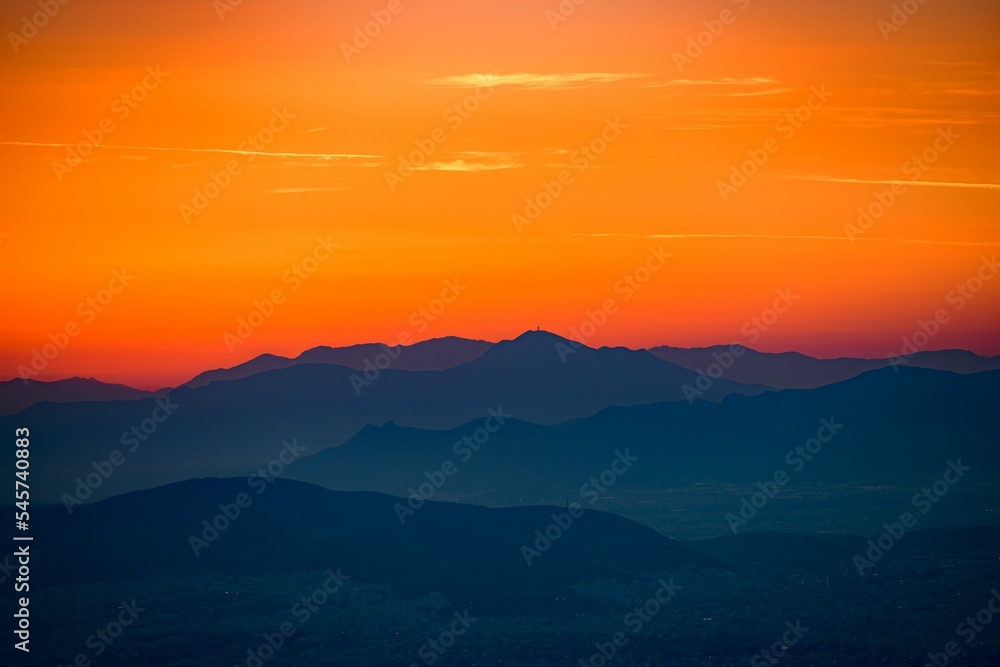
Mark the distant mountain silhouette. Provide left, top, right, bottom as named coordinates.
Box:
left=647, top=344, right=1000, bottom=389
left=440, top=330, right=765, bottom=414
left=184, top=336, right=492, bottom=388
left=896, top=348, right=1000, bottom=374
left=287, top=366, right=1000, bottom=503
left=30, top=477, right=704, bottom=607
left=0, top=377, right=154, bottom=417
left=2, top=330, right=766, bottom=504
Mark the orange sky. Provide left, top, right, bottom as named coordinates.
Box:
left=1, top=0, right=999, bottom=389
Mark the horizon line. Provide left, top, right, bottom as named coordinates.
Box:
left=4, top=329, right=996, bottom=391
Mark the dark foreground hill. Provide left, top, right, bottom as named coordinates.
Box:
left=29, top=478, right=704, bottom=606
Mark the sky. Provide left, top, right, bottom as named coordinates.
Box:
left=1, top=0, right=999, bottom=389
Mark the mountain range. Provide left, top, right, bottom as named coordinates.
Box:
left=286, top=365, right=999, bottom=504
left=0, top=377, right=155, bottom=417
left=648, top=344, right=1000, bottom=389
left=2, top=335, right=996, bottom=509
left=1, top=331, right=768, bottom=504
left=183, top=335, right=493, bottom=388
left=6, top=331, right=998, bottom=417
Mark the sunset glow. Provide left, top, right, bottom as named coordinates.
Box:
left=2, top=0, right=998, bottom=388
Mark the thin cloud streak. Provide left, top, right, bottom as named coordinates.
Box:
left=570, top=232, right=1000, bottom=248
left=643, top=77, right=779, bottom=88
left=714, top=88, right=790, bottom=97
left=0, top=141, right=381, bottom=161
left=785, top=174, right=1000, bottom=191
left=262, top=186, right=354, bottom=194
left=421, top=72, right=648, bottom=89
left=413, top=159, right=524, bottom=172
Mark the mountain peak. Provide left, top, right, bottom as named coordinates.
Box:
left=512, top=329, right=573, bottom=344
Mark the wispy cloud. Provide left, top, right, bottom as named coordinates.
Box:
left=262, top=186, right=354, bottom=194
left=570, top=232, right=1000, bottom=248
left=413, top=158, right=524, bottom=172
left=0, top=141, right=380, bottom=161
left=825, top=105, right=998, bottom=129
left=715, top=89, right=789, bottom=97
left=917, top=60, right=993, bottom=68
left=784, top=174, right=1000, bottom=191
left=644, top=76, right=779, bottom=88
left=450, top=149, right=569, bottom=169
left=643, top=76, right=788, bottom=97
left=940, top=89, right=1000, bottom=97
left=421, top=72, right=648, bottom=90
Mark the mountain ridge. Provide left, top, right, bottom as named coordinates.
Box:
left=30, top=476, right=706, bottom=607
